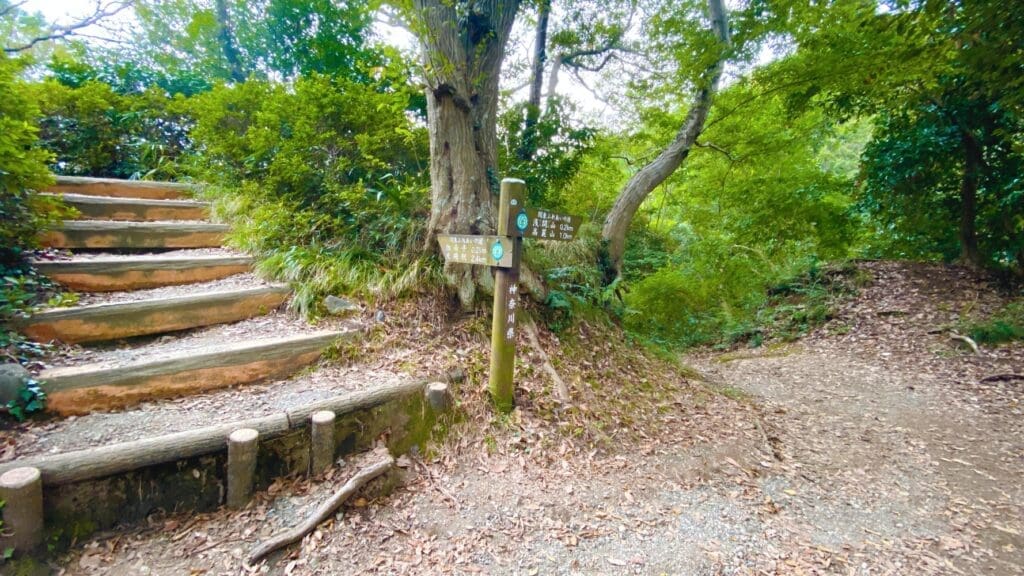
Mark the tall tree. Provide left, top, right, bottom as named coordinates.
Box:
left=406, top=0, right=520, bottom=306
left=770, top=0, right=1024, bottom=269
left=517, top=0, right=550, bottom=162
left=600, top=0, right=730, bottom=276
left=213, top=0, right=245, bottom=82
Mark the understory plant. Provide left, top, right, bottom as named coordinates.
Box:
left=964, top=299, right=1024, bottom=345
left=0, top=52, right=70, bottom=373
left=187, top=74, right=435, bottom=315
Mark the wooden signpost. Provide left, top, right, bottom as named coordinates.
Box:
left=437, top=178, right=580, bottom=411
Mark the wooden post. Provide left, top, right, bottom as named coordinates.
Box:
left=226, top=428, right=258, bottom=509
left=310, top=410, right=336, bottom=476
left=426, top=382, right=451, bottom=412
left=489, top=178, right=525, bottom=412
left=0, top=467, right=44, bottom=553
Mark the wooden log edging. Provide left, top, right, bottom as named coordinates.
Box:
left=0, top=379, right=427, bottom=486
left=46, top=176, right=195, bottom=200
left=17, top=285, right=290, bottom=344
left=0, top=378, right=451, bottom=557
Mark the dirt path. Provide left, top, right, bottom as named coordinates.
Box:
left=691, top=261, right=1024, bottom=574
left=50, top=262, right=1022, bottom=575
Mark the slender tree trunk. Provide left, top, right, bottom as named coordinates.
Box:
left=518, top=0, right=551, bottom=162
left=412, top=0, right=520, bottom=306
left=959, top=131, right=982, bottom=267
left=600, top=0, right=730, bottom=277
left=546, top=53, right=563, bottom=105
left=214, top=0, right=246, bottom=83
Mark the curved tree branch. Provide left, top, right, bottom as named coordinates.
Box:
left=3, top=0, right=134, bottom=53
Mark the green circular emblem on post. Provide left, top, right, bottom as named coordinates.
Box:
left=491, top=240, right=505, bottom=261
left=515, top=209, right=529, bottom=232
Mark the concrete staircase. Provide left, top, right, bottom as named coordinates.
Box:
left=23, top=176, right=349, bottom=415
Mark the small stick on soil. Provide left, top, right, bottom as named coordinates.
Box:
left=949, top=332, right=981, bottom=355
left=414, top=457, right=461, bottom=510
left=979, top=373, right=1024, bottom=384
left=522, top=317, right=571, bottom=403
left=247, top=455, right=394, bottom=566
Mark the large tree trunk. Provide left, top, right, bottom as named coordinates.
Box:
left=959, top=131, right=982, bottom=267
left=214, top=0, right=246, bottom=83
left=518, top=0, right=551, bottom=162
left=600, top=0, right=730, bottom=277
left=412, top=0, right=520, bottom=306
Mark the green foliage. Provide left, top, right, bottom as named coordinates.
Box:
left=34, top=78, right=192, bottom=179
left=0, top=53, right=57, bottom=266
left=0, top=52, right=72, bottom=349
left=859, top=89, right=1024, bottom=268
left=611, top=62, right=863, bottom=348
left=964, top=300, right=1024, bottom=345
left=765, top=0, right=1024, bottom=271
left=4, top=377, right=47, bottom=422
left=187, top=75, right=433, bottom=314
left=625, top=243, right=854, bottom=348
left=132, top=0, right=379, bottom=83
left=498, top=98, right=596, bottom=209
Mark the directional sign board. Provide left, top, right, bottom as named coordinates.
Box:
left=435, top=178, right=582, bottom=413
left=508, top=207, right=581, bottom=241
left=437, top=234, right=515, bottom=268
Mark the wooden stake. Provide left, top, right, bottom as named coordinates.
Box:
left=489, top=178, right=525, bottom=412
left=310, top=410, right=336, bottom=476
left=226, top=428, right=258, bottom=509
left=0, top=467, right=43, bottom=553
left=425, top=382, right=451, bottom=412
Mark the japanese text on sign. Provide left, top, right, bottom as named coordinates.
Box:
left=508, top=208, right=581, bottom=241
left=437, top=234, right=514, bottom=268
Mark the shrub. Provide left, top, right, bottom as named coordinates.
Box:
left=35, top=79, right=193, bottom=180
left=0, top=53, right=56, bottom=267
left=624, top=233, right=831, bottom=347
left=188, top=75, right=433, bottom=314
left=0, top=53, right=68, bottom=368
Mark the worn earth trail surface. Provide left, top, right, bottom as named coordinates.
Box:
left=55, top=262, right=1022, bottom=575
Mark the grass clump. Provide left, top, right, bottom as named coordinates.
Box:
left=963, top=300, right=1024, bottom=345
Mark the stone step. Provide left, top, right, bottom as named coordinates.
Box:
left=46, top=176, right=194, bottom=200
left=41, top=221, right=229, bottom=250
left=40, top=330, right=350, bottom=415
left=17, top=286, right=290, bottom=344
left=33, top=255, right=253, bottom=292
left=43, top=193, right=210, bottom=222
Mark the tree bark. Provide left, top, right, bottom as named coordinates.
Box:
left=959, top=131, right=982, bottom=267
left=600, top=0, right=730, bottom=277
left=214, top=0, right=246, bottom=83
left=412, top=0, right=520, bottom=307
left=518, top=0, right=551, bottom=162
left=546, top=53, right=563, bottom=105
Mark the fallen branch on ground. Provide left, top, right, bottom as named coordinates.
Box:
left=949, top=332, right=981, bottom=355
left=979, top=373, right=1024, bottom=384
left=247, top=454, right=394, bottom=566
